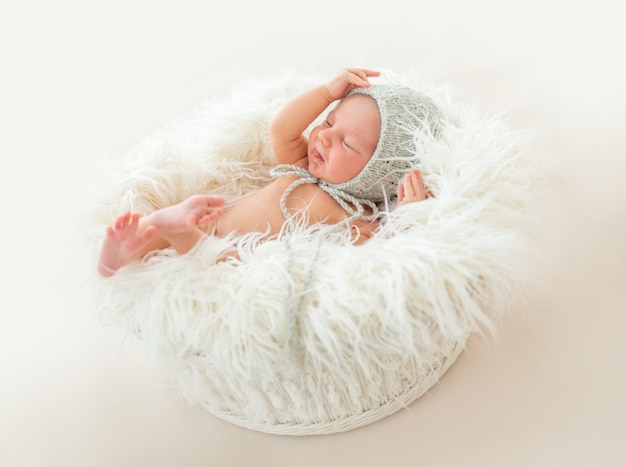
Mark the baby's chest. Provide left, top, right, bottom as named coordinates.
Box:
left=216, top=178, right=338, bottom=236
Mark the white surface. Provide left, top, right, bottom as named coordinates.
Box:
left=1, top=1, right=625, bottom=466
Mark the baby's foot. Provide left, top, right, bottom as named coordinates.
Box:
left=147, top=195, right=225, bottom=254
left=98, top=212, right=157, bottom=277
left=148, top=195, right=225, bottom=235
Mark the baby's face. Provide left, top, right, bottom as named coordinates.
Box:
left=307, top=94, right=380, bottom=184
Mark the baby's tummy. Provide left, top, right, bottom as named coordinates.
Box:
left=215, top=186, right=286, bottom=238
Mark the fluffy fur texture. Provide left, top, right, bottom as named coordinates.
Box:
left=88, top=70, right=536, bottom=435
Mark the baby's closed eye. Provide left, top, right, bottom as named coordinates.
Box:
left=342, top=139, right=356, bottom=151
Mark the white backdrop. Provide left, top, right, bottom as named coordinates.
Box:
left=1, top=1, right=624, bottom=465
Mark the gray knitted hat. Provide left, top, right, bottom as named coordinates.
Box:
left=271, top=84, right=444, bottom=222
left=329, top=84, right=443, bottom=202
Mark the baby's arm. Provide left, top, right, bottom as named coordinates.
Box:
left=269, top=68, right=380, bottom=166
left=396, top=169, right=432, bottom=207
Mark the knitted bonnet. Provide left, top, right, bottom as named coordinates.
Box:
left=271, top=84, right=443, bottom=221
left=331, top=84, right=443, bottom=202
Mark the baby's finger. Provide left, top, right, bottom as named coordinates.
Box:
left=397, top=182, right=405, bottom=201
left=404, top=173, right=417, bottom=198
left=413, top=169, right=426, bottom=194
left=414, top=172, right=434, bottom=199
left=414, top=171, right=425, bottom=191
left=348, top=67, right=379, bottom=76
left=345, top=71, right=370, bottom=87
left=412, top=169, right=428, bottom=198
left=345, top=68, right=379, bottom=87
left=363, top=69, right=381, bottom=78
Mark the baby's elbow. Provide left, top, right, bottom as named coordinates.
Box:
left=268, top=119, right=280, bottom=149
left=350, top=225, right=374, bottom=245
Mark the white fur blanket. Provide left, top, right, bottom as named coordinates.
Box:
left=87, top=71, right=535, bottom=435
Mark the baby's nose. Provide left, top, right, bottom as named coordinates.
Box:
left=319, top=129, right=331, bottom=147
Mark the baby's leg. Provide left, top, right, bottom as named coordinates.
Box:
left=97, top=195, right=224, bottom=277
left=98, top=212, right=166, bottom=277
left=147, top=194, right=225, bottom=254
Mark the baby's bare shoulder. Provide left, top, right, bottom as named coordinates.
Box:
left=282, top=181, right=344, bottom=222
left=274, top=178, right=379, bottom=235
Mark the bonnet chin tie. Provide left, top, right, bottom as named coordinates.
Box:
left=270, top=163, right=379, bottom=399
left=270, top=164, right=380, bottom=223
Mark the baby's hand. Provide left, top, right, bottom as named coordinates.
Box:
left=324, top=68, right=381, bottom=103
left=397, top=169, right=432, bottom=207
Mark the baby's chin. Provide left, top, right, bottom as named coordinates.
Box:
left=307, top=164, right=322, bottom=180
left=307, top=155, right=324, bottom=174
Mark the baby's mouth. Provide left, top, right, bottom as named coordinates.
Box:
left=312, top=147, right=325, bottom=163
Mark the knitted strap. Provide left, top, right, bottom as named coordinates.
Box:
left=269, top=164, right=379, bottom=222
left=270, top=163, right=380, bottom=399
